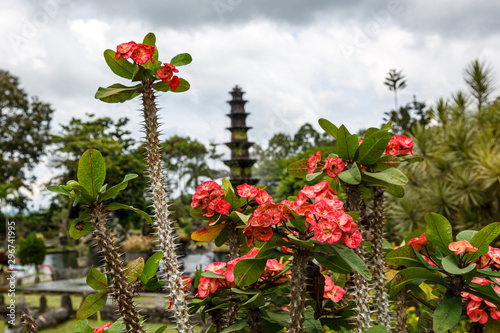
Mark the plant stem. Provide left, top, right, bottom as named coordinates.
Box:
left=141, top=79, right=192, bottom=332
left=90, top=203, right=145, bottom=333
left=371, top=187, right=391, bottom=328
left=288, top=248, right=309, bottom=333
left=225, top=221, right=241, bottom=328
left=395, top=287, right=408, bottom=333
left=346, top=183, right=372, bottom=332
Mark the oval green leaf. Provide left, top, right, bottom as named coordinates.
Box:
left=425, top=213, right=453, bottom=256
left=78, top=149, right=106, bottom=198
left=76, top=290, right=107, bottom=319
left=234, top=258, right=267, bottom=287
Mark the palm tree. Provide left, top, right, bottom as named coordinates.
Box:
left=384, top=69, right=407, bottom=111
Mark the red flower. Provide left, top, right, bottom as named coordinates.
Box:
left=93, top=323, right=113, bottom=333
left=205, top=262, right=226, bottom=276
left=307, top=151, right=322, bottom=174
left=323, top=275, right=346, bottom=303
left=385, top=135, right=415, bottom=156
left=168, top=75, right=180, bottom=91
left=181, top=276, right=192, bottom=291
left=314, top=218, right=342, bottom=244
left=406, top=233, right=429, bottom=251
left=115, top=41, right=137, bottom=60
left=449, top=240, right=478, bottom=255
left=131, top=44, right=155, bottom=64
left=237, top=183, right=259, bottom=198
left=321, top=155, right=345, bottom=178
left=197, top=276, right=219, bottom=297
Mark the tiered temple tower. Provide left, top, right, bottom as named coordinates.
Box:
left=223, top=86, right=258, bottom=187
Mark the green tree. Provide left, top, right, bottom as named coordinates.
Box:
left=19, top=232, right=46, bottom=273
left=386, top=59, right=500, bottom=237
left=0, top=70, right=53, bottom=217
left=384, top=68, right=407, bottom=111
left=50, top=115, right=149, bottom=231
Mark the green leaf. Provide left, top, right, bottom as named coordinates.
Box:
left=456, top=230, right=478, bottom=242
left=140, top=252, right=163, bottom=285
left=220, top=321, right=247, bottom=333
left=386, top=245, right=425, bottom=268
left=104, top=320, right=126, bottom=333
left=234, top=211, right=250, bottom=224
left=362, top=326, right=388, bottom=333
left=124, top=257, right=145, bottom=284
left=318, top=118, right=338, bottom=139
left=222, top=178, right=240, bottom=210
left=145, top=278, right=165, bottom=291
left=242, top=292, right=266, bottom=308
left=287, top=158, right=309, bottom=179
left=234, top=258, right=267, bottom=287
left=336, top=125, right=359, bottom=161
left=432, top=292, right=462, bottom=333
left=288, top=234, right=314, bottom=249
left=384, top=184, right=405, bottom=198
left=356, top=131, right=394, bottom=165
left=74, top=319, right=95, bottom=333
left=337, top=163, right=362, bottom=185
left=369, top=154, right=401, bottom=172
left=86, top=267, right=107, bottom=290
left=388, top=267, right=446, bottom=297
left=316, top=243, right=371, bottom=280
left=170, top=53, right=192, bottom=66
left=69, top=214, right=92, bottom=240
left=152, top=78, right=190, bottom=93
left=95, top=83, right=141, bottom=103
left=314, top=252, right=352, bottom=274
left=441, top=255, right=476, bottom=275
left=153, top=326, right=169, bottom=333
left=78, top=149, right=106, bottom=198
left=467, top=222, right=500, bottom=262
left=305, top=172, right=322, bottom=181
left=98, top=174, right=138, bottom=202
left=103, top=49, right=135, bottom=80
left=47, top=185, right=72, bottom=197
left=425, top=213, right=453, bottom=255
left=105, top=202, right=153, bottom=224
left=362, top=168, right=408, bottom=186
left=76, top=290, right=107, bottom=319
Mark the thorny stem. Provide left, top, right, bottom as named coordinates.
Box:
left=90, top=203, right=145, bottom=333
left=371, top=187, right=391, bottom=328
left=225, top=221, right=241, bottom=328
left=288, top=247, right=309, bottom=333
left=395, top=287, right=408, bottom=333
left=141, top=79, right=192, bottom=332
left=346, top=183, right=372, bottom=332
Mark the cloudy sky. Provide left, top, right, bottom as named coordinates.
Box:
left=2, top=0, right=500, bottom=208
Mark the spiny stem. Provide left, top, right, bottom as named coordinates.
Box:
left=288, top=248, right=309, bottom=333
left=90, top=204, right=145, bottom=333
left=372, top=187, right=391, bottom=328
left=141, top=79, right=192, bottom=332
left=346, top=183, right=372, bottom=332
left=395, top=287, right=408, bottom=333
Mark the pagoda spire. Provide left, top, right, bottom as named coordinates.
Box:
left=223, top=86, right=258, bottom=187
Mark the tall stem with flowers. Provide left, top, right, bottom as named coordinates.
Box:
left=95, top=33, right=193, bottom=332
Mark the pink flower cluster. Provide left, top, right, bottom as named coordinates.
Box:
left=385, top=135, right=415, bottom=156
left=238, top=184, right=294, bottom=246
left=283, top=181, right=362, bottom=248
left=307, top=151, right=345, bottom=178
left=197, top=249, right=290, bottom=298
left=323, top=275, right=346, bottom=303
left=191, top=181, right=230, bottom=218
left=462, top=278, right=500, bottom=324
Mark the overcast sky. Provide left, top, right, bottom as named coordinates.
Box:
left=2, top=0, right=500, bottom=209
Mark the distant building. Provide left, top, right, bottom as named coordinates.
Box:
left=223, top=86, right=259, bottom=187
